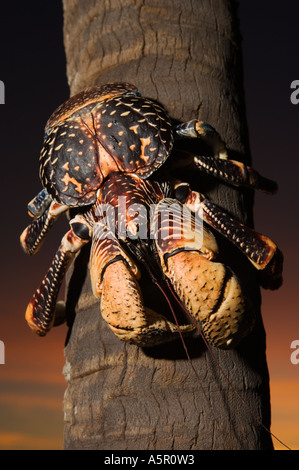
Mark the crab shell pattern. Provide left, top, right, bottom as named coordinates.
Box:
left=40, top=83, right=172, bottom=206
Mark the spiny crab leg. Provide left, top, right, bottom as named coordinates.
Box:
left=175, top=120, right=278, bottom=194
left=153, top=198, right=255, bottom=349
left=20, top=200, right=69, bottom=255
left=193, top=155, right=278, bottom=194
left=25, top=215, right=92, bottom=336
left=183, top=188, right=283, bottom=289
left=89, top=220, right=195, bottom=346
left=21, top=188, right=66, bottom=255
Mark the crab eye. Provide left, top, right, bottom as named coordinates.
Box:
left=70, top=221, right=91, bottom=240
left=126, top=91, right=141, bottom=97
left=174, top=183, right=190, bottom=203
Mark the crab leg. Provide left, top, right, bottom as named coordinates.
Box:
left=27, top=188, right=52, bottom=217
left=183, top=188, right=283, bottom=289
left=175, top=120, right=277, bottom=194
left=90, top=221, right=194, bottom=346
left=193, top=155, right=278, bottom=194
left=175, top=120, right=228, bottom=159
left=20, top=199, right=69, bottom=255
left=153, top=198, right=255, bottom=349
left=25, top=215, right=92, bottom=336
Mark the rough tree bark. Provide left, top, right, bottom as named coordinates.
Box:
left=62, top=0, right=273, bottom=450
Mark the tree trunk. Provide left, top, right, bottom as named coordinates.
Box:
left=62, top=0, right=273, bottom=450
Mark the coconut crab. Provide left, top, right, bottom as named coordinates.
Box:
left=20, top=82, right=282, bottom=349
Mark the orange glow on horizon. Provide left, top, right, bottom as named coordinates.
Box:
left=270, top=380, right=299, bottom=450
left=0, top=432, right=63, bottom=451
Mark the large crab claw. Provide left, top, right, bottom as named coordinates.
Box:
left=153, top=198, right=255, bottom=349
left=89, top=222, right=195, bottom=346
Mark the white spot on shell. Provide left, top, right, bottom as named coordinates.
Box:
left=54, top=143, right=64, bottom=151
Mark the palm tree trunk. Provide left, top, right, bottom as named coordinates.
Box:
left=62, top=0, right=273, bottom=450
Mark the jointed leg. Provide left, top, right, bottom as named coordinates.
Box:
left=20, top=200, right=68, bottom=255
left=175, top=120, right=278, bottom=194
left=25, top=214, right=92, bottom=336
left=193, top=155, right=278, bottom=193
left=175, top=120, right=228, bottom=160
left=180, top=186, right=283, bottom=288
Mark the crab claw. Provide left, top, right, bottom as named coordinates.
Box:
left=89, top=222, right=195, bottom=346
left=164, top=251, right=254, bottom=349
left=98, top=260, right=195, bottom=347
left=153, top=197, right=255, bottom=348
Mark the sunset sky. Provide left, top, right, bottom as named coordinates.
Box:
left=0, top=1, right=298, bottom=450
